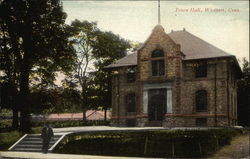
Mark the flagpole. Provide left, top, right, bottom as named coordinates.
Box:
left=158, top=0, right=161, bottom=25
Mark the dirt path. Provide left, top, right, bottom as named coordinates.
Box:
left=208, top=133, right=249, bottom=159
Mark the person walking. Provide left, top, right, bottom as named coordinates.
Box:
left=41, top=123, right=54, bottom=153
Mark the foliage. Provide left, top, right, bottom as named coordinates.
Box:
left=237, top=58, right=250, bottom=126
left=66, top=20, right=131, bottom=119
left=0, top=0, right=76, bottom=132
left=90, top=31, right=131, bottom=112
left=0, top=120, right=12, bottom=130
left=0, top=131, right=23, bottom=150
left=54, top=128, right=241, bottom=158
left=65, top=20, right=100, bottom=120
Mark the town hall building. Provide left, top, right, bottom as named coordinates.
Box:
left=105, top=25, right=241, bottom=127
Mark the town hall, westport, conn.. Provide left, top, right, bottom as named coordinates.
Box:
left=105, top=25, right=241, bottom=127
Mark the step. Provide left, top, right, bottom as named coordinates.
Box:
left=9, top=134, right=64, bottom=152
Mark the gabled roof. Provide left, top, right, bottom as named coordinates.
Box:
left=105, top=51, right=137, bottom=68
left=105, top=26, right=235, bottom=68
left=169, top=30, right=234, bottom=60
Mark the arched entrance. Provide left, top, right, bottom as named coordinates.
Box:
left=148, top=89, right=166, bottom=121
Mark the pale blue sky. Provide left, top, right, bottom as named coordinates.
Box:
left=62, top=1, right=249, bottom=61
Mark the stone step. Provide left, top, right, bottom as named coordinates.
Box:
left=9, top=134, right=65, bottom=152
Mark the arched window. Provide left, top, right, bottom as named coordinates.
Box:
left=126, top=93, right=136, bottom=112
left=151, top=49, right=164, bottom=57
left=195, top=90, right=207, bottom=112
left=151, top=50, right=165, bottom=76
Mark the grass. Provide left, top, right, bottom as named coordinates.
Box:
left=0, top=126, right=42, bottom=151
left=0, top=131, right=23, bottom=151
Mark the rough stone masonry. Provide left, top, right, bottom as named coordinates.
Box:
left=105, top=25, right=241, bottom=127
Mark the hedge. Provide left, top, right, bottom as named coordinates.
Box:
left=53, top=128, right=242, bottom=158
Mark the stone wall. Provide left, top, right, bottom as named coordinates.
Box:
left=111, top=67, right=137, bottom=126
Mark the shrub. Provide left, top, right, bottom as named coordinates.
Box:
left=53, top=128, right=241, bottom=158
left=0, top=120, right=12, bottom=129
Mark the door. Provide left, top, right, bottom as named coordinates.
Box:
left=148, top=89, right=166, bottom=121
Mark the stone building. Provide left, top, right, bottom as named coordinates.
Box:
left=105, top=25, right=241, bottom=127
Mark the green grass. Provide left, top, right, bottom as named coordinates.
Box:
left=0, top=131, right=23, bottom=151
left=54, top=128, right=243, bottom=158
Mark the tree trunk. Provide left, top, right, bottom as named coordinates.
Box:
left=104, top=108, right=107, bottom=121
left=19, top=67, right=31, bottom=133
left=81, top=90, right=87, bottom=121
left=11, top=105, right=19, bottom=130
left=82, top=108, right=87, bottom=121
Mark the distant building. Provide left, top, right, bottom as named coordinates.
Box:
left=31, top=111, right=111, bottom=121
left=105, top=25, right=241, bottom=127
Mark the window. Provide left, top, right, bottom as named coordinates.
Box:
left=196, top=90, right=207, bottom=112
left=126, top=93, right=136, bottom=112
left=195, top=62, right=207, bottom=78
left=127, top=67, right=136, bottom=83
left=152, top=49, right=164, bottom=57
left=151, top=49, right=165, bottom=76
left=196, top=118, right=207, bottom=126
left=152, top=60, right=165, bottom=76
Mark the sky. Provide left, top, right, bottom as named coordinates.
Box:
left=62, top=0, right=249, bottom=62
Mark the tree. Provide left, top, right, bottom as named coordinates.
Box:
left=1, top=0, right=76, bottom=132
left=67, top=20, right=100, bottom=120
left=0, top=16, right=20, bottom=129
left=237, top=58, right=250, bottom=126
left=91, top=31, right=131, bottom=120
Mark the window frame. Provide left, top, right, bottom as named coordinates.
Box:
left=152, top=60, right=165, bottom=76
left=151, top=49, right=165, bottom=77
left=126, top=67, right=136, bottom=83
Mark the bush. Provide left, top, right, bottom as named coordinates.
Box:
left=53, top=128, right=241, bottom=158
left=0, top=120, right=12, bottom=129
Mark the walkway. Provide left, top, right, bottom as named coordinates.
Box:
left=0, top=151, right=164, bottom=159
left=207, top=134, right=249, bottom=159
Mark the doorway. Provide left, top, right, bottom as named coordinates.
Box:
left=148, top=89, right=166, bottom=121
